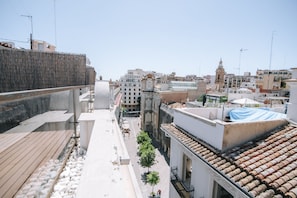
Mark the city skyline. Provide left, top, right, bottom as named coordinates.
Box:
left=1, top=0, right=296, bottom=80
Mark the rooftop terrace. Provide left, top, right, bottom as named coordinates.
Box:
left=173, top=107, right=288, bottom=151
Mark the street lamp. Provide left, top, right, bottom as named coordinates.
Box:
left=21, top=15, right=33, bottom=50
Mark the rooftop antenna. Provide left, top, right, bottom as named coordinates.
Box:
left=238, top=48, right=248, bottom=76
left=21, top=15, right=33, bottom=50
left=267, top=31, right=276, bottom=90
left=269, top=31, right=276, bottom=71
left=53, top=0, right=57, bottom=47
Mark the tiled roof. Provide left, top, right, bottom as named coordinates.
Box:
left=162, top=123, right=297, bottom=198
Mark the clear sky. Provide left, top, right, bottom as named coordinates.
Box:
left=1, top=0, right=297, bottom=80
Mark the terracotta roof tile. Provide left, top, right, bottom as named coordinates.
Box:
left=233, top=172, right=247, bottom=182
left=238, top=175, right=254, bottom=186
left=161, top=123, right=297, bottom=197
left=226, top=168, right=241, bottom=178
left=243, top=180, right=260, bottom=191
left=285, top=187, right=297, bottom=198
left=256, top=189, right=275, bottom=198
left=212, top=158, right=226, bottom=168
left=222, top=164, right=236, bottom=174
left=249, top=184, right=267, bottom=197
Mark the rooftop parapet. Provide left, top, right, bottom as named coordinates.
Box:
left=173, top=107, right=288, bottom=151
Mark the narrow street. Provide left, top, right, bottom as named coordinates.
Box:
left=123, top=117, right=170, bottom=198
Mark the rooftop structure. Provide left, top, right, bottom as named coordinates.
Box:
left=172, top=107, right=287, bottom=151
left=77, top=81, right=141, bottom=198
left=161, top=68, right=297, bottom=198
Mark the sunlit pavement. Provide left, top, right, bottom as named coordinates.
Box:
left=123, top=117, right=170, bottom=198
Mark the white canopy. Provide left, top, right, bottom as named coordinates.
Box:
left=231, top=98, right=260, bottom=105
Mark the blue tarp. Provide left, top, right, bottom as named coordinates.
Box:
left=229, top=107, right=287, bottom=122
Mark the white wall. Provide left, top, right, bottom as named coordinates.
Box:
left=94, top=81, right=110, bottom=109
left=79, top=120, right=95, bottom=150
left=170, top=137, right=250, bottom=198
left=174, top=110, right=225, bottom=150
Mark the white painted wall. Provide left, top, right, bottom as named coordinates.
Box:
left=94, top=81, right=110, bottom=109
left=174, top=110, right=225, bottom=150
left=170, top=137, right=250, bottom=198
left=79, top=120, right=95, bottom=150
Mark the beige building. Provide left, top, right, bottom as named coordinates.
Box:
left=140, top=74, right=206, bottom=155
left=256, top=69, right=292, bottom=91
left=32, top=40, right=56, bottom=52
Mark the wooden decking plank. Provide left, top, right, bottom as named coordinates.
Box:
left=0, top=132, right=55, bottom=189
left=0, top=132, right=31, bottom=154
left=0, top=133, right=33, bottom=162
left=15, top=130, right=73, bottom=196
left=5, top=131, right=68, bottom=197
left=37, top=130, right=72, bottom=167
left=0, top=131, right=60, bottom=197
left=46, top=130, right=73, bottom=160
left=0, top=132, right=48, bottom=174
left=0, top=132, right=47, bottom=178
left=0, top=131, right=62, bottom=197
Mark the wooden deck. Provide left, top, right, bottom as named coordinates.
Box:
left=0, top=130, right=73, bottom=198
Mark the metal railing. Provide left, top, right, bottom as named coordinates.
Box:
left=170, top=167, right=195, bottom=198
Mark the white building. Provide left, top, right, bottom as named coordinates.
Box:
left=120, top=69, right=146, bottom=112
left=161, top=68, right=297, bottom=197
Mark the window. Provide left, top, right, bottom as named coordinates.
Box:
left=38, top=43, right=43, bottom=51
left=183, top=154, right=192, bottom=188
left=213, top=181, right=233, bottom=198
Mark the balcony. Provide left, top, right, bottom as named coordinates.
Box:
left=170, top=167, right=194, bottom=198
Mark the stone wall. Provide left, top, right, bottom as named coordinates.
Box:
left=0, top=48, right=87, bottom=93
left=86, top=66, right=96, bottom=85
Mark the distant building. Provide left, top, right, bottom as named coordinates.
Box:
left=161, top=68, right=297, bottom=198
left=256, top=69, right=292, bottom=91
left=120, top=69, right=146, bottom=113
left=224, top=73, right=257, bottom=92
left=215, top=59, right=225, bottom=91
left=140, top=73, right=206, bottom=154
left=32, top=40, right=56, bottom=52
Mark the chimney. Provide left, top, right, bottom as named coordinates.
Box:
left=286, top=68, right=297, bottom=123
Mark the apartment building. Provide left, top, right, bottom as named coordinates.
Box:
left=256, top=69, right=292, bottom=91
left=120, top=69, right=146, bottom=113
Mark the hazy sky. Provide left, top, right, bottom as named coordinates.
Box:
left=1, top=0, right=296, bottom=80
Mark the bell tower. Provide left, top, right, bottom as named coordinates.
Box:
left=215, top=58, right=225, bottom=91
left=140, top=74, right=155, bottom=132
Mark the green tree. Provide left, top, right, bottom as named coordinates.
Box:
left=139, top=149, right=155, bottom=172
left=146, top=171, right=160, bottom=196
left=136, top=131, right=151, bottom=145
left=138, top=141, right=154, bottom=157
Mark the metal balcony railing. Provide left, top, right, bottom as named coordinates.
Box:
left=170, top=167, right=195, bottom=198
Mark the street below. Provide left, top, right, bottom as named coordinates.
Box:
left=123, top=117, right=170, bottom=198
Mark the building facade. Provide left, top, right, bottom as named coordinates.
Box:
left=256, top=69, right=292, bottom=91
left=161, top=105, right=297, bottom=197
left=140, top=74, right=206, bottom=157
left=120, top=69, right=145, bottom=113
left=215, top=59, right=226, bottom=91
